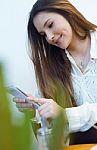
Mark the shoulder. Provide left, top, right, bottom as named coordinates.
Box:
left=90, top=30, right=97, bottom=58
left=94, top=30, right=97, bottom=39
left=90, top=30, right=97, bottom=40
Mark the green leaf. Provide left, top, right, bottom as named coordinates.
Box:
left=48, top=110, right=68, bottom=150
left=0, top=63, right=37, bottom=150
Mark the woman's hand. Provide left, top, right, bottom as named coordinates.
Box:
left=13, top=95, right=37, bottom=120
left=27, top=96, right=64, bottom=119
left=13, top=94, right=64, bottom=119
left=13, top=98, right=33, bottom=112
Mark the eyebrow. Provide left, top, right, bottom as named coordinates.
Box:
left=44, top=18, right=51, bottom=27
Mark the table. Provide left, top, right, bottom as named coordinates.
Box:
left=65, top=144, right=97, bottom=150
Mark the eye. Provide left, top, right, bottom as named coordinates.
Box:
left=48, top=22, right=53, bottom=28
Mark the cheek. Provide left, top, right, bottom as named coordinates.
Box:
left=65, top=26, right=73, bottom=41
left=66, top=33, right=73, bottom=44
left=61, top=31, right=73, bottom=48
left=68, top=31, right=73, bottom=42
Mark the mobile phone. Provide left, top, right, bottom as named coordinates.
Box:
left=7, top=86, right=40, bottom=109
left=7, top=86, right=28, bottom=102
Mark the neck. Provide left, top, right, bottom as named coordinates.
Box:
left=67, top=35, right=91, bottom=57
left=67, top=34, right=91, bottom=72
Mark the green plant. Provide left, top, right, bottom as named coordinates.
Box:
left=0, top=63, right=69, bottom=150
left=0, top=63, right=37, bottom=150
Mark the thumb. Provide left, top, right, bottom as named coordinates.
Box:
left=27, top=96, right=48, bottom=105
left=27, top=95, right=39, bottom=103
left=36, top=98, right=47, bottom=104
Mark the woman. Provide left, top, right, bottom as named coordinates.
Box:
left=15, top=0, right=97, bottom=144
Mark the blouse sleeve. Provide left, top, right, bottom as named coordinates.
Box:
left=66, top=102, right=97, bottom=133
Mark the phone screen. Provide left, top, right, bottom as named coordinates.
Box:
left=7, top=86, right=40, bottom=109
left=8, top=86, right=28, bottom=102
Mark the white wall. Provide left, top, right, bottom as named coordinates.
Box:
left=70, top=0, right=97, bottom=25
left=0, top=0, right=38, bottom=94
left=0, top=0, right=97, bottom=95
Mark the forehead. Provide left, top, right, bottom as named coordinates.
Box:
left=33, top=11, right=58, bottom=31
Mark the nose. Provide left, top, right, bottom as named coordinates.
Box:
left=46, top=32, right=55, bottom=43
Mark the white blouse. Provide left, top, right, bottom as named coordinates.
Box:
left=35, top=31, right=97, bottom=134
left=65, top=31, right=97, bottom=132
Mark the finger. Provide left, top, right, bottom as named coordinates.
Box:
left=38, top=98, right=48, bottom=104
left=16, top=103, right=33, bottom=108
left=39, top=110, right=51, bottom=119
left=13, top=97, right=26, bottom=103
left=27, top=97, right=50, bottom=105
left=39, top=107, right=50, bottom=116
left=27, top=96, right=39, bottom=103
left=38, top=101, right=49, bottom=112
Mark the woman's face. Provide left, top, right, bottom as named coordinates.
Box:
left=33, top=11, right=73, bottom=49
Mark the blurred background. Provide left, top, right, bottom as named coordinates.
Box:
left=0, top=0, right=97, bottom=115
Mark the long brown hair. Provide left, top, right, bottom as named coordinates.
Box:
left=27, top=0, right=97, bottom=107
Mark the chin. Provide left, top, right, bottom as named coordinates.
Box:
left=59, top=43, right=69, bottom=49
left=57, top=46, right=64, bottom=49
left=59, top=45, right=67, bottom=50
